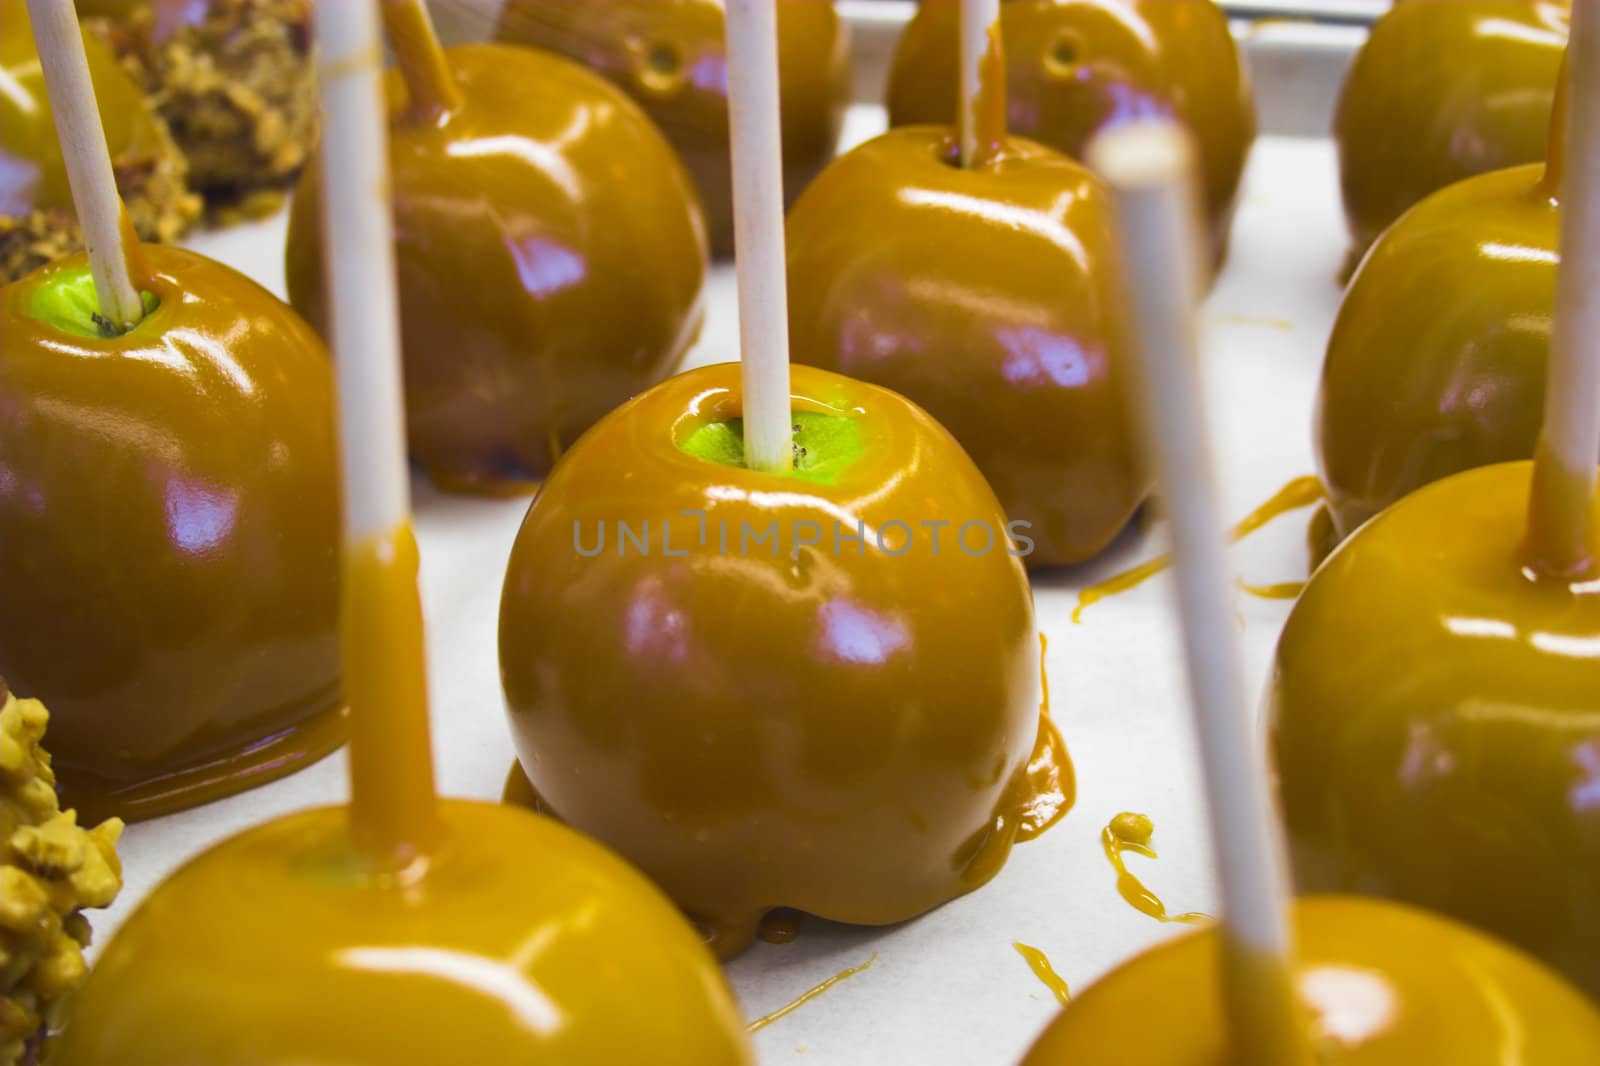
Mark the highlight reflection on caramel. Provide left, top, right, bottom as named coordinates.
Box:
left=1100, top=812, right=1208, bottom=925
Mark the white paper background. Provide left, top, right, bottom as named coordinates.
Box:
left=91, top=81, right=1351, bottom=1066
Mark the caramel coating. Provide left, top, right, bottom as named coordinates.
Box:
left=0, top=246, right=344, bottom=823
left=1269, top=462, right=1600, bottom=995
left=500, top=363, right=1051, bottom=957
left=0, top=688, right=122, bottom=1066
left=286, top=43, right=707, bottom=493
left=50, top=800, right=754, bottom=1065
left=1316, top=164, right=1555, bottom=543
left=786, top=127, right=1146, bottom=568
left=886, top=0, right=1255, bottom=266
left=494, top=0, right=848, bottom=256
left=1020, top=896, right=1600, bottom=1063
left=1336, top=1, right=1567, bottom=273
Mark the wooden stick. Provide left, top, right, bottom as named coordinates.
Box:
left=24, top=0, right=143, bottom=333
left=726, top=0, right=792, bottom=473
left=313, top=0, right=439, bottom=867
left=959, top=0, right=1004, bottom=168
left=380, top=0, right=462, bottom=119
left=1088, top=121, right=1311, bottom=1066
left=1527, top=15, right=1600, bottom=578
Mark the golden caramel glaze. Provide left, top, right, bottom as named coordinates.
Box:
left=494, top=0, right=848, bottom=257
left=286, top=42, right=706, bottom=493
left=1021, top=896, right=1600, bottom=1064
left=0, top=245, right=344, bottom=823
left=0, top=1, right=171, bottom=215
left=886, top=0, right=1256, bottom=267
left=1269, top=461, right=1600, bottom=995
left=1100, top=812, right=1207, bottom=925
left=1013, top=942, right=1072, bottom=1005
left=50, top=800, right=755, bottom=1066
left=1074, top=475, right=1324, bottom=620
left=745, top=953, right=876, bottom=1034
left=786, top=126, right=1146, bottom=569
left=1336, top=0, right=1567, bottom=274
left=1316, top=165, right=1556, bottom=543
left=500, top=363, right=1049, bottom=958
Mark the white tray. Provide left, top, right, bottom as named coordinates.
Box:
left=98, top=9, right=1360, bottom=1064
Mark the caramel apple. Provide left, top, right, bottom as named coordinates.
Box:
left=885, top=0, right=1255, bottom=267
left=1316, top=64, right=1567, bottom=547
left=1, top=681, right=123, bottom=1066
left=285, top=6, right=706, bottom=493
left=500, top=362, right=1058, bottom=957
left=1336, top=0, right=1567, bottom=274
left=51, top=1, right=754, bottom=1055
left=1021, top=896, right=1600, bottom=1063
left=0, top=0, right=197, bottom=282
left=75, top=0, right=318, bottom=212
left=786, top=52, right=1146, bottom=567
left=1023, top=119, right=1600, bottom=1066
left=494, top=0, right=848, bottom=257
left=1269, top=461, right=1600, bottom=993
left=0, top=244, right=344, bottom=822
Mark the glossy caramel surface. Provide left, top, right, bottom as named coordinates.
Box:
left=1269, top=462, right=1600, bottom=995
left=886, top=0, right=1255, bottom=265
left=285, top=43, right=706, bottom=492
left=51, top=800, right=755, bottom=1065
left=500, top=363, right=1051, bottom=957
left=0, top=1, right=167, bottom=215
left=1021, top=896, right=1600, bottom=1063
left=0, top=245, right=344, bottom=822
left=1317, top=165, right=1556, bottom=542
left=1336, top=0, right=1567, bottom=270
left=786, top=127, right=1146, bottom=568
left=495, top=0, right=848, bottom=256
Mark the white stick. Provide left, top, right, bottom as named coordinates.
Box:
left=313, top=0, right=411, bottom=540
left=726, top=0, right=792, bottom=473
left=960, top=0, right=1000, bottom=167
left=25, top=0, right=143, bottom=332
left=1088, top=121, right=1305, bottom=1059
left=1544, top=5, right=1600, bottom=500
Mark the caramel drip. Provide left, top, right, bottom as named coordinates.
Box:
left=1101, top=812, right=1208, bottom=925
left=757, top=910, right=804, bottom=946
left=745, top=954, right=877, bottom=1034
left=1237, top=579, right=1304, bottom=601
left=1073, top=476, right=1325, bottom=621
left=1016, top=633, right=1075, bottom=841
left=344, top=522, right=440, bottom=870
left=381, top=0, right=463, bottom=119
left=1013, top=941, right=1071, bottom=1005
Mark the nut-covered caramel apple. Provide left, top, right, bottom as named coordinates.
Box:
left=74, top=0, right=318, bottom=210
left=1336, top=0, right=1567, bottom=275
left=0, top=0, right=197, bottom=282
left=286, top=19, right=707, bottom=493
left=495, top=0, right=848, bottom=257
left=0, top=243, right=344, bottom=823
left=1, top=682, right=123, bottom=1066
left=1316, top=66, right=1568, bottom=547
left=785, top=126, right=1146, bottom=567
left=500, top=362, right=1062, bottom=957
left=1020, top=896, right=1600, bottom=1063
left=885, top=0, right=1255, bottom=267
left=1268, top=461, right=1600, bottom=995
